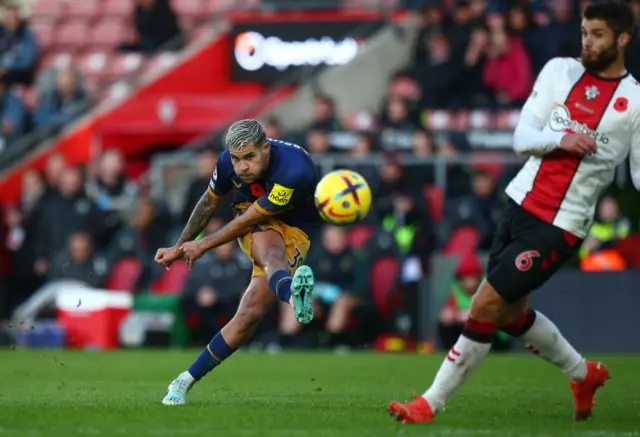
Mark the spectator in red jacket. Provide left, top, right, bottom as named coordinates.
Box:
left=482, top=26, right=533, bottom=108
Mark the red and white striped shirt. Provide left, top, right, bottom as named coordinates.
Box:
left=506, top=57, right=640, bottom=238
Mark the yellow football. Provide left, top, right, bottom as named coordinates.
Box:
left=314, top=169, right=372, bottom=225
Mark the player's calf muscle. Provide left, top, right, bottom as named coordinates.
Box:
left=223, top=278, right=274, bottom=344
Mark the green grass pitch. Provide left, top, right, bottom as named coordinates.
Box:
left=1, top=350, right=639, bottom=436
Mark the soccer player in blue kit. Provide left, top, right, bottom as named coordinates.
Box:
left=154, top=119, right=320, bottom=405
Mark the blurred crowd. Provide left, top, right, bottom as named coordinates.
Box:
left=0, top=0, right=183, bottom=153
left=1, top=0, right=640, bottom=351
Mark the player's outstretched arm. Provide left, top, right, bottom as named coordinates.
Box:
left=512, top=110, right=597, bottom=157
left=512, top=109, right=566, bottom=156
left=181, top=204, right=267, bottom=269
left=154, top=191, right=223, bottom=269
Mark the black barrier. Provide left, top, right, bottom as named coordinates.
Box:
left=229, top=20, right=384, bottom=83
left=423, top=262, right=640, bottom=353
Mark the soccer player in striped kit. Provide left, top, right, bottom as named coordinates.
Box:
left=388, top=0, right=640, bottom=424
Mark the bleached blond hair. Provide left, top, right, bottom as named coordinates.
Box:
left=225, top=119, right=267, bottom=152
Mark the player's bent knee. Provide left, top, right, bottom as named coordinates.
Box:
left=469, top=280, right=509, bottom=322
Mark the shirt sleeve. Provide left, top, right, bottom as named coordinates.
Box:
left=512, top=109, right=565, bottom=156
left=629, top=109, right=640, bottom=191
left=512, top=58, right=566, bottom=156
left=207, top=153, right=233, bottom=198
left=521, top=57, right=562, bottom=121
left=254, top=170, right=308, bottom=216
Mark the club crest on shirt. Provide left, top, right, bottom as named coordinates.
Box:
left=583, top=85, right=600, bottom=102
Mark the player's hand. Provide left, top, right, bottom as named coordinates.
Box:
left=154, top=245, right=183, bottom=270
left=180, top=240, right=207, bottom=270
left=560, top=133, right=597, bottom=156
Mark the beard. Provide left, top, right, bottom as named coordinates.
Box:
left=581, top=42, right=619, bottom=73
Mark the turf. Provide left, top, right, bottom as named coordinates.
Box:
left=1, top=350, right=639, bottom=437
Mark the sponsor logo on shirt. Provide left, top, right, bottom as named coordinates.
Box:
left=268, top=184, right=294, bottom=206
left=574, top=103, right=594, bottom=114
left=549, top=104, right=609, bottom=144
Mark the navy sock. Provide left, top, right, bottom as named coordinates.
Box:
left=269, top=270, right=292, bottom=302
left=187, top=332, right=236, bottom=381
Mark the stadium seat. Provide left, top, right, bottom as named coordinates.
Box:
left=77, top=52, right=110, bottom=81
left=90, top=19, right=125, bottom=49
left=388, top=76, right=420, bottom=101
left=103, top=0, right=132, bottom=18
left=108, top=53, right=144, bottom=77
left=347, top=224, right=374, bottom=250
left=105, top=257, right=143, bottom=292
left=615, top=234, right=640, bottom=269
left=31, top=21, right=55, bottom=51
left=174, top=0, right=204, bottom=18
left=151, top=261, right=189, bottom=294
left=67, top=0, right=100, bottom=21
left=41, top=52, right=74, bottom=69
left=141, top=53, right=179, bottom=77
left=55, top=21, right=90, bottom=51
left=423, top=185, right=444, bottom=222
left=32, top=0, right=65, bottom=20
left=422, top=109, right=455, bottom=132
left=443, top=226, right=480, bottom=256
left=343, top=110, right=378, bottom=132
left=369, top=256, right=400, bottom=318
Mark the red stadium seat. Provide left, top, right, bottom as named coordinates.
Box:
left=422, top=109, right=455, bottom=132
left=32, top=0, right=66, bottom=20
left=347, top=224, right=374, bottom=250
left=443, top=226, right=480, bottom=256
left=77, top=52, right=111, bottom=82
left=343, top=110, right=378, bottom=132
left=174, top=0, right=203, bottom=17
left=141, top=53, right=179, bottom=77
left=388, top=76, right=420, bottom=101
left=90, top=19, right=125, bottom=48
left=67, top=0, right=100, bottom=21
left=369, top=256, right=400, bottom=318
left=105, top=258, right=143, bottom=292
left=151, top=261, right=189, bottom=294
left=41, top=52, right=74, bottom=69
left=616, top=234, right=640, bottom=269
left=31, top=20, right=55, bottom=51
left=55, top=21, right=90, bottom=51
left=103, top=0, right=132, bottom=18
left=423, top=185, right=444, bottom=222
left=108, top=53, right=144, bottom=77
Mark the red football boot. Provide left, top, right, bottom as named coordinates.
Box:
left=570, top=360, right=611, bottom=421
left=387, top=396, right=435, bottom=424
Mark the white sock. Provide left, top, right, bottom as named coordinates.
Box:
left=422, top=334, right=492, bottom=412
left=519, top=311, right=587, bottom=381
left=180, top=371, right=195, bottom=385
